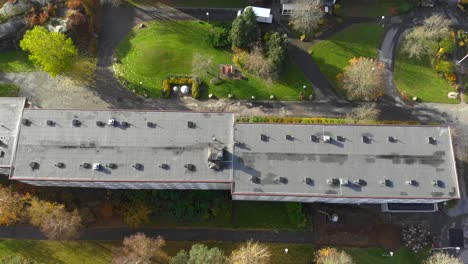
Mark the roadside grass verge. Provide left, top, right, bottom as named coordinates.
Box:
left=0, top=83, right=19, bottom=97
left=0, top=50, right=36, bottom=72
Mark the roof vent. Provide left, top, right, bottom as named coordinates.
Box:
left=432, top=179, right=441, bottom=187
left=274, top=177, right=288, bottom=184
left=96, top=121, right=104, bottom=127
left=428, top=137, right=437, bottom=145
left=326, top=178, right=339, bottom=186
left=55, top=162, right=65, bottom=168
left=0, top=151, right=4, bottom=158
left=29, top=161, right=39, bottom=169
left=108, top=163, right=117, bottom=169
left=337, top=136, right=345, bottom=142
left=353, top=179, right=366, bottom=186
left=133, top=163, right=143, bottom=171
left=380, top=179, right=390, bottom=187
left=81, top=163, right=91, bottom=169
left=108, top=118, right=116, bottom=126
left=323, top=135, right=331, bottom=143
left=187, top=121, right=196, bottom=128
left=339, top=178, right=349, bottom=186
left=286, top=135, right=294, bottom=141
left=406, top=179, right=416, bottom=186
left=22, top=119, right=31, bottom=126
left=147, top=121, right=155, bottom=128
left=121, top=121, right=129, bottom=128
left=159, top=164, right=170, bottom=170
left=362, top=135, right=371, bottom=143
left=72, top=119, right=81, bottom=127
left=185, top=164, right=196, bottom=171
left=46, top=120, right=55, bottom=126
left=388, top=136, right=396, bottom=143
left=92, top=163, right=101, bottom=170
left=251, top=176, right=260, bottom=184
left=303, top=177, right=313, bottom=185
left=311, top=135, right=319, bottom=142
left=260, top=134, right=268, bottom=142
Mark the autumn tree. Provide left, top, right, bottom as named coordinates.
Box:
left=20, top=26, right=78, bottom=77
left=289, top=0, right=323, bottom=36
left=424, top=252, right=462, bottom=264
left=341, top=57, right=384, bottom=101
left=230, top=7, right=257, bottom=50
left=345, top=103, right=381, bottom=123
left=229, top=240, right=270, bottom=264
left=113, top=233, right=170, bottom=264
left=0, top=186, right=27, bottom=226
left=192, top=53, right=214, bottom=77
left=315, top=248, right=353, bottom=264
left=27, top=198, right=82, bottom=240
left=401, top=14, right=451, bottom=58
left=244, top=45, right=277, bottom=81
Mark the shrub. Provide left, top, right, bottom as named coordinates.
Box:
left=232, top=51, right=248, bottom=68
left=208, top=26, right=230, bottom=48
left=162, top=79, right=171, bottom=98
left=162, top=75, right=202, bottom=99
left=286, top=202, right=307, bottom=229
left=192, top=79, right=200, bottom=99
left=439, top=38, right=456, bottom=54
left=434, top=60, right=454, bottom=76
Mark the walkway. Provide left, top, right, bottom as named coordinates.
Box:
left=0, top=225, right=314, bottom=243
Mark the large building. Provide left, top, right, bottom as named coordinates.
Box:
left=0, top=98, right=460, bottom=205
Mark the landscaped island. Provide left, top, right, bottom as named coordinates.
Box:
left=113, top=21, right=313, bottom=100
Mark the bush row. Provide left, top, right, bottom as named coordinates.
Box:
left=162, top=75, right=201, bottom=99
left=236, top=116, right=419, bottom=125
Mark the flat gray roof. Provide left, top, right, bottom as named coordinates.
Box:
left=12, top=109, right=234, bottom=182
left=232, top=123, right=459, bottom=199
left=0, top=97, right=25, bottom=174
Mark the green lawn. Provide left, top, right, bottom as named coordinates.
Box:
left=338, top=0, right=413, bottom=17
left=0, top=50, right=36, bottom=72
left=309, top=23, right=384, bottom=94
left=114, top=21, right=313, bottom=100
left=0, top=84, right=19, bottom=97
left=0, top=239, right=427, bottom=264
left=394, top=49, right=459, bottom=103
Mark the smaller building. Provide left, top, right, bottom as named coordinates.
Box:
left=237, top=6, right=273, bottom=23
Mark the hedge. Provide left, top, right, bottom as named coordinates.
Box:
left=236, top=116, right=420, bottom=125
left=162, top=75, right=201, bottom=99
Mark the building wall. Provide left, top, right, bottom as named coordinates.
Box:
left=18, top=180, right=231, bottom=190
left=232, top=194, right=449, bottom=204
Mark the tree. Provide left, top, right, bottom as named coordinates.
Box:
left=229, top=240, right=270, bottom=264
left=171, top=244, right=225, bottom=264
left=264, top=32, right=288, bottom=73
left=341, top=57, right=384, bottom=101
left=230, top=7, right=257, bottom=50
left=289, top=0, right=323, bottom=36
left=121, top=202, right=152, bottom=229
left=20, top=26, right=78, bottom=77
left=192, top=53, right=214, bottom=77
left=208, top=26, right=231, bottom=48
left=113, top=233, right=170, bottom=264
left=0, top=186, right=27, bottom=226
left=315, top=248, right=353, bottom=264
left=401, top=14, right=451, bottom=58
left=424, top=252, right=462, bottom=264
left=27, top=198, right=82, bottom=240
left=244, top=45, right=277, bottom=81
left=170, top=250, right=190, bottom=264
left=345, top=103, right=381, bottom=122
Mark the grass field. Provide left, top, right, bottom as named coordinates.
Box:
left=0, top=83, right=19, bottom=97
left=394, top=49, right=459, bottom=103
left=0, top=239, right=427, bottom=264
left=338, top=0, right=413, bottom=17
left=309, top=23, right=384, bottom=95
left=0, top=50, right=36, bottom=72
left=114, top=21, right=313, bottom=100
